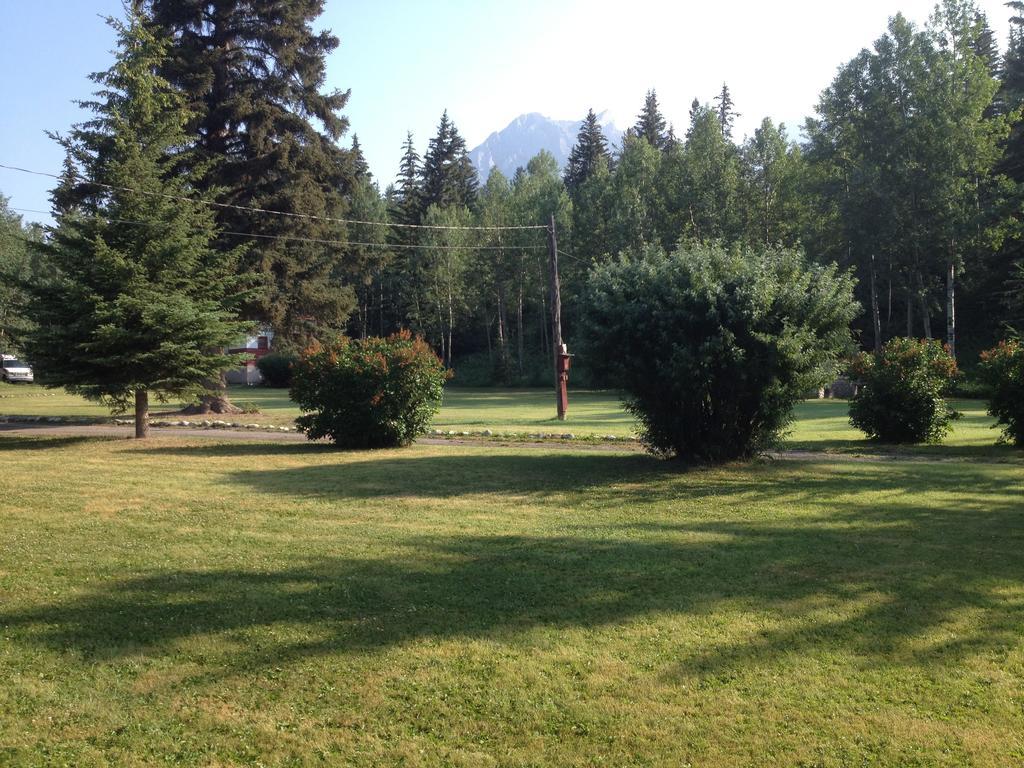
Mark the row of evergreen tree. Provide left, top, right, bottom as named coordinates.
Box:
left=3, top=0, right=1024, bottom=394
left=355, top=0, right=1024, bottom=381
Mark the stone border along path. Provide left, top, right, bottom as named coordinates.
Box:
left=0, top=422, right=309, bottom=442
left=0, top=414, right=296, bottom=433
left=0, top=414, right=639, bottom=444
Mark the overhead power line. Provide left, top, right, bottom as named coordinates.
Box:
left=8, top=206, right=547, bottom=252
left=557, top=248, right=591, bottom=267
left=0, top=162, right=549, bottom=232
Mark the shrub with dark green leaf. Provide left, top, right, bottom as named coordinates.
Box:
left=579, top=243, right=859, bottom=461
left=848, top=338, right=959, bottom=444
left=979, top=339, right=1024, bottom=446
left=291, top=331, right=448, bottom=448
left=256, top=352, right=298, bottom=388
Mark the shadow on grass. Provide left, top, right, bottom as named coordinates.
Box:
left=228, top=452, right=675, bottom=499
left=136, top=441, right=339, bottom=458
left=131, top=445, right=672, bottom=498
left=3, top=453, right=1022, bottom=682
left=231, top=451, right=1017, bottom=503
left=780, top=437, right=1023, bottom=461
left=0, top=434, right=115, bottom=450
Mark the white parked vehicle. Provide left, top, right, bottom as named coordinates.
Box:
left=0, top=355, right=34, bottom=383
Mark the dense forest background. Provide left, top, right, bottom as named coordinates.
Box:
left=3, top=0, right=1024, bottom=387
left=354, top=0, right=1024, bottom=385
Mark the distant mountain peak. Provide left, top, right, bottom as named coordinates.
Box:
left=469, top=112, right=623, bottom=181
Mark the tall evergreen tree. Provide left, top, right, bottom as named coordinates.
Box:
left=972, top=12, right=1001, bottom=76
left=571, top=156, right=613, bottom=262
left=24, top=9, right=251, bottom=438
left=376, top=133, right=424, bottom=336
left=0, top=196, right=45, bottom=354
left=345, top=178, right=392, bottom=338
left=565, top=108, right=611, bottom=194
left=634, top=89, right=668, bottom=149
left=715, top=83, right=740, bottom=140
left=664, top=124, right=679, bottom=151
left=351, top=134, right=371, bottom=181
left=419, top=111, right=478, bottom=217
left=394, top=131, right=422, bottom=218
left=1000, top=2, right=1024, bottom=179
left=144, top=0, right=357, bottom=352
left=687, top=98, right=702, bottom=134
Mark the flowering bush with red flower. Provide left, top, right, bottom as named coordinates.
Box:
left=979, top=339, right=1024, bottom=447
left=849, top=337, right=959, bottom=444
left=291, top=331, right=449, bottom=448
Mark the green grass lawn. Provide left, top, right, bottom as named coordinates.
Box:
left=1, top=434, right=1023, bottom=765
left=783, top=398, right=1016, bottom=457
left=1, top=382, right=1014, bottom=456
left=436, top=387, right=636, bottom=436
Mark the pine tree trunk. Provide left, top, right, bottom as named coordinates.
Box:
left=181, top=371, right=241, bottom=415
left=189, top=391, right=240, bottom=414
left=134, top=389, right=149, bottom=439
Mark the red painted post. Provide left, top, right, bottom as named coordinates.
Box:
left=556, top=344, right=570, bottom=420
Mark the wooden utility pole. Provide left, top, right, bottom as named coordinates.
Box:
left=547, top=214, right=568, bottom=421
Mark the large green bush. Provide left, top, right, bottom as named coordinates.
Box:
left=848, top=338, right=959, bottom=444
left=291, top=331, right=448, bottom=448
left=579, top=244, right=859, bottom=461
left=979, top=339, right=1024, bottom=446
left=256, top=351, right=298, bottom=388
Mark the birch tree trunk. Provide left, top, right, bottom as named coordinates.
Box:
left=870, top=253, right=882, bottom=352
left=516, top=281, right=524, bottom=377
left=906, top=283, right=914, bottom=338
left=447, top=279, right=455, bottom=369
left=915, top=269, right=932, bottom=340
left=946, top=255, right=956, bottom=359
left=497, top=292, right=510, bottom=383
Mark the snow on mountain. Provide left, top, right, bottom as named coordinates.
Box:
left=468, top=111, right=623, bottom=181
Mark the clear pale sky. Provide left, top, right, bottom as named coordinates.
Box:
left=0, top=0, right=1013, bottom=224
